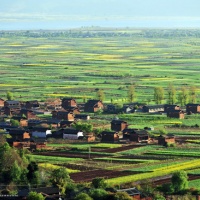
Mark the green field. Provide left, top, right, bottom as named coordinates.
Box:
left=1, top=29, right=200, bottom=104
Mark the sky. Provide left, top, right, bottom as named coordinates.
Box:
left=0, top=0, right=200, bottom=30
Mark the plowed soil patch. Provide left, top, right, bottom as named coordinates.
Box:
left=70, top=169, right=136, bottom=183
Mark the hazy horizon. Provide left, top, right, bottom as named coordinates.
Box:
left=1, top=0, right=200, bottom=30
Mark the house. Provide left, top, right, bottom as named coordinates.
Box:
left=123, top=129, right=149, bottom=143
left=62, top=98, right=77, bottom=109
left=18, top=187, right=60, bottom=200
left=45, top=98, right=61, bottom=110
left=143, top=105, right=165, bottom=113
left=106, top=104, right=117, bottom=113
left=4, top=100, right=21, bottom=108
left=158, top=134, right=175, bottom=146
left=65, top=106, right=80, bottom=114
left=28, top=119, right=43, bottom=127
left=8, top=129, right=30, bottom=140
left=52, top=110, right=74, bottom=121
left=85, top=133, right=96, bottom=142
left=164, top=104, right=180, bottom=112
left=186, top=103, right=200, bottom=114
left=123, top=105, right=134, bottom=113
left=167, top=110, right=185, bottom=119
left=0, top=98, right=5, bottom=107
left=84, top=100, right=104, bottom=113
left=7, top=138, right=30, bottom=149
left=111, top=120, right=128, bottom=131
left=12, top=116, right=28, bottom=127
left=30, top=127, right=52, bottom=138
left=25, top=100, right=40, bottom=109
left=117, top=187, right=141, bottom=200
left=30, top=138, right=47, bottom=150
left=4, top=106, right=21, bottom=116
left=20, top=109, right=37, bottom=119
left=101, top=131, right=119, bottom=143
left=61, top=128, right=84, bottom=140
left=60, top=120, right=75, bottom=128
left=75, top=114, right=90, bottom=120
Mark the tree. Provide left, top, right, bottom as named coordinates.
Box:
left=27, top=162, right=40, bottom=186
left=27, top=191, right=44, bottom=200
left=154, top=87, right=164, bottom=104
left=74, top=192, right=93, bottom=200
left=6, top=91, right=13, bottom=100
left=189, top=86, right=196, bottom=103
left=127, top=85, right=135, bottom=103
left=167, top=84, right=176, bottom=104
left=178, top=87, right=188, bottom=106
left=10, top=161, right=22, bottom=184
left=96, top=89, right=105, bottom=101
left=89, top=188, right=108, bottom=200
left=72, top=122, right=93, bottom=133
left=91, top=178, right=107, bottom=189
left=114, top=191, right=132, bottom=200
left=171, top=171, right=188, bottom=193
left=10, top=119, right=20, bottom=127
left=50, top=167, right=71, bottom=192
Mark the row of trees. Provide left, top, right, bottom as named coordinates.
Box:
left=154, top=85, right=197, bottom=105
left=96, top=84, right=197, bottom=106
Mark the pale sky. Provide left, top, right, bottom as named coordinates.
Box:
left=0, top=0, right=200, bottom=30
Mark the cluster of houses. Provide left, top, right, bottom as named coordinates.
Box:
left=0, top=97, right=199, bottom=150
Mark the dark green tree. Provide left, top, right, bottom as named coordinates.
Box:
left=50, top=167, right=71, bottom=193
left=74, top=192, right=93, bottom=200
left=91, top=177, right=107, bottom=189
left=89, top=188, right=108, bottom=200
left=114, top=191, right=132, bottom=200
left=154, top=87, right=164, bottom=104
left=27, top=191, right=45, bottom=200
left=171, top=171, right=188, bottom=193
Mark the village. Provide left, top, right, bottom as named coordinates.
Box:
left=1, top=97, right=199, bottom=150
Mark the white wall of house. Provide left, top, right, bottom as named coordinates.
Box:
left=32, top=130, right=52, bottom=138
left=63, top=131, right=83, bottom=139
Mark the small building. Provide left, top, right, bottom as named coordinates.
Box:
left=20, top=109, right=37, bottom=119
left=62, top=98, right=77, bottom=109
left=7, top=138, right=30, bottom=149
left=65, top=106, right=80, bottom=114
left=30, top=127, right=52, bottom=138
left=85, top=133, right=96, bottom=142
left=52, top=110, right=74, bottom=121
left=12, top=116, right=28, bottom=127
left=164, top=104, right=180, bottom=113
left=4, top=100, right=21, bottom=108
left=84, top=100, right=104, bottom=113
left=0, top=98, right=5, bottom=107
left=28, top=119, right=42, bottom=127
left=186, top=104, right=200, bottom=114
left=111, top=120, right=128, bottom=131
left=25, top=100, right=40, bottom=110
left=8, top=129, right=30, bottom=140
left=60, top=120, right=75, bottom=128
left=61, top=128, right=84, bottom=140
left=117, top=187, right=141, bottom=200
left=101, top=131, right=119, bottom=143
left=167, top=110, right=185, bottom=119
left=123, top=105, right=134, bottom=113
left=75, top=114, right=90, bottom=120
left=158, top=134, right=175, bottom=146
left=106, top=104, right=117, bottom=113
left=143, top=105, right=165, bottom=113
left=4, top=106, right=21, bottom=116
left=45, top=98, right=61, bottom=110
left=123, top=129, right=149, bottom=143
